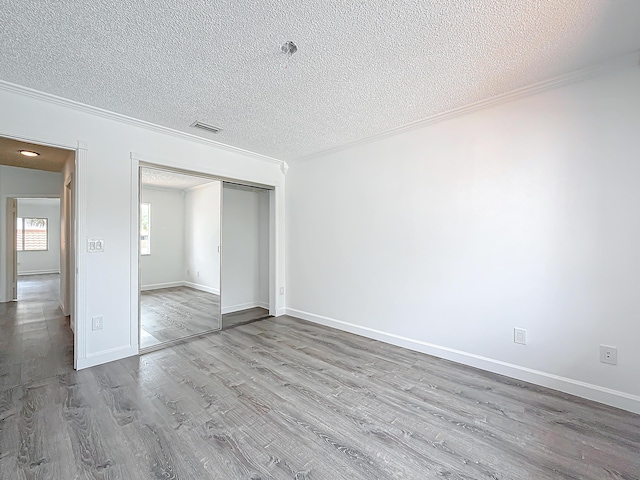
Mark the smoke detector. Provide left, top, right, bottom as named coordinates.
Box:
left=281, top=41, right=298, bottom=56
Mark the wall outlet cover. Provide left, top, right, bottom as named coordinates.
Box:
left=92, top=316, right=103, bottom=331
left=514, top=328, right=527, bottom=345
left=600, top=345, right=618, bottom=365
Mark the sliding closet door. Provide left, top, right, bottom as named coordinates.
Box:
left=220, top=183, right=270, bottom=328
left=138, top=167, right=221, bottom=350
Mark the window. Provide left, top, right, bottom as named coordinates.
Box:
left=17, top=217, right=48, bottom=251
left=140, top=203, right=151, bottom=255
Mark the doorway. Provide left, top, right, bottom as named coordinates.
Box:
left=0, top=135, right=77, bottom=380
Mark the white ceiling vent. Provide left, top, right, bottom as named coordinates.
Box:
left=191, top=121, right=222, bottom=134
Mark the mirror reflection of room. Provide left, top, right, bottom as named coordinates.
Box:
left=139, top=168, right=221, bottom=350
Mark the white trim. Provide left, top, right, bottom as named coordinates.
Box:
left=275, top=307, right=286, bottom=317
left=130, top=158, right=141, bottom=356
left=269, top=188, right=277, bottom=316
left=293, top=51, right=640, bottom=163
left=74, top=142, right=88, bottom=369
left=285, top=308, right=640, bottom=415
left=140, top=281, right=184, bottom=291
left=18, top=269, right=60, bottom=276
left=0, top=80, right=283, bottom=166
left=222, top=301, right=269, bottom=315
left=77, top=345, right=138, bottom=369
left=139, top=280, right=220, bottom=296
left=183, top=281, right=219, bottom=295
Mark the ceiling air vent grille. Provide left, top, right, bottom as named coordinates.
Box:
left=191, top=121, right=222, bottom=134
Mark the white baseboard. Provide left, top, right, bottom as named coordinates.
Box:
left=18, top=269, right=60, bottom=276
left=275, top=307, right=287, bottom=317
left=285, top=308, right=640, bottom=415
left=183, top=281, right=219, bottom=295
left=141, top=281, right=220, bottom=295
left=140, top=281, right=184, bottom=291
left=77, top=344, right=137, bottom=370
left=222, top=301, right=269, bottom=315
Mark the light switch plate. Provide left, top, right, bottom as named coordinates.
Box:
left=87, top=239, right=105, bottom=252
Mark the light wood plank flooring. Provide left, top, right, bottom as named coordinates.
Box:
left=1, top=276, right=639, bottom=479
left=0, top=274, right=73, bottom=391
left=222, top=306, right=270, bottom=329
left=140, top=286, right=221, bottom=349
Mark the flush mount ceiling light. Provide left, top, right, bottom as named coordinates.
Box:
left=19, top=150, right=40, bottom=157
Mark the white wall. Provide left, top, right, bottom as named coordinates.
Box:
left=286, top=65, right=640, bottom=414
left=0, top=82, right=285, bottom=369
left=221, top=185, right=269, bottom=313
left=140, top=186, right=185, bottom=288
left=17, top=198, right=61, bottom=275
left=184, top=182, right=221, bottom=294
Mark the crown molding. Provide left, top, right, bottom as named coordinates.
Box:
left=294, top=51, right=640, bottom=163
left=0, top=80, right=283, bottom=166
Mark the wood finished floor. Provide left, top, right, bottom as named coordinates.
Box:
left=140, top=287, right=221, bottom=349
left=222, top=306, right=270, bottom=329
left=0, top=275, right=73, bottom=392
left=1, top=277, right=640, bottom=479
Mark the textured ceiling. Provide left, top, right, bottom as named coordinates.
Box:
left=0, top=137, right=71, bottom=172
left=1, top=1, right=639, bottom=161
left=141, top=167, right=217, bottom=190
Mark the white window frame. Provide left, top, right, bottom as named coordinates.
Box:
left=16, top=217, right=49, bottom=252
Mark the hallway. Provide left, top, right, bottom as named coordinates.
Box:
left=0, top=274, right=73, bottom=390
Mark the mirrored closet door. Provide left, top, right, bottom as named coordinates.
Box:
left=139, top=167, right=221, bottom=350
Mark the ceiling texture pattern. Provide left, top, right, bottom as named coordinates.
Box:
left=141, top=168, right=217, bottom=190
left=1, top=1, right=639, bottom=161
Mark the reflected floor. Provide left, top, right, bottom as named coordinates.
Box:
left=140, top=286, right=220, bottom=349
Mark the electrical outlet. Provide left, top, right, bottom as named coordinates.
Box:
left=514, top=328, right=527, bottom=345
left=600, top=345, right=617, bottom=365
left=280, top=287, right=284, bottom=295
left=92, top=316, right=103, bottom=331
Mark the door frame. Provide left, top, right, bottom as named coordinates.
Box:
left=0, top=132, right=87, bottom=370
